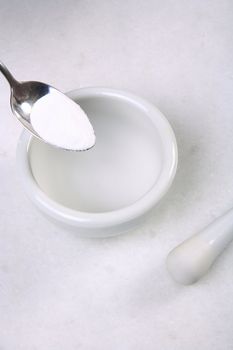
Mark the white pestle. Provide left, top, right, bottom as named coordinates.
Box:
left=166, top=208, right=233, bottom=285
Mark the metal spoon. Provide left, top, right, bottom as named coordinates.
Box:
left=0, top=61, right=95, bottom=150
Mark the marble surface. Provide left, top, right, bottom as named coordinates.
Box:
left=0, top=0, right=233, bottom=349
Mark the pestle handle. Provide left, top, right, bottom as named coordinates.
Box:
left=167, top=208, right=233, bottom=285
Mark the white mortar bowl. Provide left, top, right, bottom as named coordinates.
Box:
left=17, top=87, right=178, bottom=238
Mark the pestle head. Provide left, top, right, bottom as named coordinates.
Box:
left=166, top=237, right=216, bottom=285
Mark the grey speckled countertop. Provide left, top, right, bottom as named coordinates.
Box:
left=0, top=1, right=233, bottom=349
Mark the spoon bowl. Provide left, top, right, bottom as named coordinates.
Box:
left=0, top=61, right=95, bottom=151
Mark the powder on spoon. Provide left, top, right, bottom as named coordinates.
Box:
left=30, top=89, right=95, bottom=151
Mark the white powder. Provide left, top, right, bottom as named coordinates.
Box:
left=30, top=90, right=95, bottom=151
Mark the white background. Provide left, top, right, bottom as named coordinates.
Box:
left=0, top=1, right=233, bottom=349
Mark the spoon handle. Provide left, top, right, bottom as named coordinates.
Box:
left=0, top=61, right=18, bottom=88
left=167, top=207, right=233, bottom=285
